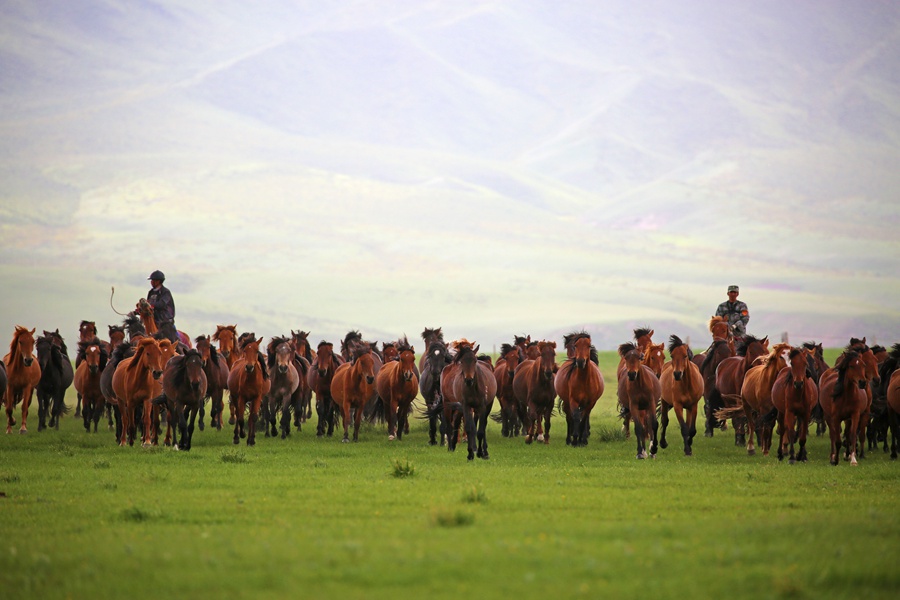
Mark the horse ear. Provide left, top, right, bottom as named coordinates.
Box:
left=473, top=344, right=480, bottom=354
left=649, top=330, right=655, bottom=337
left=551, top=341, right=557, bottom=348
left=410, top=345, right=415, bottom=353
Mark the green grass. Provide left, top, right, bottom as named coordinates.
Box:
left=0, top=349, right=897, bottom=600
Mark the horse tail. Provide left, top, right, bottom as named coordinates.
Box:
left=364, top=394, right=386, bottom=425
left=757, top=406, right=778, bottom=431
left=720, top=393, right=742, bottom=407
left=714, top=405, right=744, bottom=423
left=617, top=402, right=630, bottom=421
left=489, top=412, right=503, bottom=423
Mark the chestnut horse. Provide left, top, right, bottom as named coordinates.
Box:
left=135, top=299, right=192, bottom=348
left=331, top=344, right=377, bottom=443
left=886, top=368, right=900, bottom=460
left=227, top=336, right=270, bottom=446
left=158, top=348, right=207, bottom=450
left=309, top=341, right=344, bottom=438
left=712, top=334, right=769, bottom=445
left=3, top=326, right=42, bottom=434
left=493, top=343, right=523, bottom=438
left=74, top=320, right=100, bottom=417
left=74, top=338, right=109, bottom=432
left=213, top=325, right=239, bottom=368
left=289, top=330, right=315, bottom=426
left=556, top=332, right=604, bottom=447
left=818, top=349, right=868, bottom=466
left=441, top=340, right=497, bottom=460
left=111, top=338, right=164, bottom=446
left=420, top=339, right=452, bottom=446
left=512, top=340, right=557, bottom=445
left=374, top=338, right=418, bottom=440
left=660, top=335, right=704, bottom=456
left=735, top=342, right=790, bottom=456
left=772, top=347, right=818, bottom=463
left=264, top=337, right=300, bottom=439
left=617, top=342, right=661, bottom=459
left=194, top=335, right=229, bottom=431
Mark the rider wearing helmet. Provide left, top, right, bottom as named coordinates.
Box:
left=715, top=285, right=749, bottom=344
left=146, top=270, right=178, bottom=343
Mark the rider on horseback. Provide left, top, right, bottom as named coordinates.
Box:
left=145, top=270, right=178, bottom=343
left=715, top=285, right=749, bottom=344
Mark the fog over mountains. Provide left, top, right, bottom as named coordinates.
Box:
left=1, top=1, right=899, bottom=349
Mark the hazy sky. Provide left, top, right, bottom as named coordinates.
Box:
left=1, top=1, right=899, bottom=350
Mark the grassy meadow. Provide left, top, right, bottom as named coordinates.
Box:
left=1, top=349, right=898, bottom=600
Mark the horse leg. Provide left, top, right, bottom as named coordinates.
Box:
left=543, top=408, right=551, bottom=445
left=75, top=391, right=82, bottom=418
left=397, top=401, right=409, bottom=441
left=185, top=406, right=197, bottom=451
left=687, top=403, right=698, bottom=455
left=649, top=407, right=659, bottom=457
left=340, top=403, right=351, bottom=443
left=20, top=388, right=35, bottom=434
left=232, top=398, right=243, bottom=445
left=352, top=403, right=363, bottom=442
left=889, top=409, right=900, bottom=460
left=247, top=398, right=260, bottom=446
left=387, top=396, right=398, bottom=441
left=5, top=399, right=14, bottom=434
left=463, top=408, right=476, bottom=460
left=674, top=402, right=690, bottom=456
left=659, top=402, right=670, bottom=449
left=198, top=397, right=205, bottom=432
left=36, top=391, right=48, bottom=432
left=742, top=404, right=756, bottom=456
left=847, top=413, right=861, bottom=466
left=83, top=397, right=92, bottom=432
left=633, top=409, right=646, bottom=459
left=280, top=396, right=292, bottom=440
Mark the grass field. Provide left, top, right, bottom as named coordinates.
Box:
left=1, top=349, right=898, bottom=600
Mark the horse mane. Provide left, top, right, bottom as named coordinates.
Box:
left=633, top=327, right=653, bottom=340
left=8, top=326, right=32, bottom=358
left=395, top=335, right=412, bottom=353
left=108, top=324, right=125, bottom=335
left=317, top=340, right=333, bottom=351
left=80, top=320, right=98, bottom=335
left=452, top=342, right=477, bottom=363
left=123, top=314, right=145, bottom=338
left=736, top=334, right=764, bottom=357
left=667, top=335, right=684, bottom=353
left=700, top=339, right=728, bottom=373
left=125, top=338, right=156, bottom=372
left=168, top=349, right=202, bottom=389
left=708, top=316, right=728, bottom=332
left=77, top=337, right=109, bottom=369
left=110, top=340, right=134, bottom=366
left=870, top=344, right=886, bottom=355
left=514, top=334, right=530, bottom=346
left=350, top=344, right=371, bottom=362
left=212, top=325, right=237, bottom=342
left=421, top=327, right=443, bottom=343
left=849, top=337, right=866, bottom=348
left=500, top=342, right=516, bottom=356
left=618, top=342, right=637, bottom=358
left=788, top=347, right=803, bottom=360
left=450, top=338, right=476, bottom=353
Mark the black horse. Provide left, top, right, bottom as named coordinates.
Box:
left=35, top=333, right=74, bottom=431
left=101, top=341, right=135, bottom=441
left=421, top=339, right=452, bottom=446
left=156, top=348, right=207, bottom=451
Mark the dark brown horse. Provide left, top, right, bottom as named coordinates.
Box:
left=818, top=349, right=868, bottom=466
left=418, top=327, right=445, bottom=373
left=264, top=337, right=301, bottom=439
left=74, top=338, right=109, bottom=432
left=158, top=348, right=207, bottom=450
left=660, top=335, right=704, bottom=456
left=35, top=332, right=73, bottom=431
left=556, top=332, right=604, bottom=447
left=772, top=347, right=818, bottom=463
left=289, top=330, right=315, bottom=427
left=736, top=342, right=790, bottom=456
left=309, top=341, right=344, bottom=437
left=374, top=338, right=417, bottom=440
left=3, top=326, right=42, bottom=434
left=420, top=339, right=452, bottom=446
left=441, top=340, right=497, bottom=460
left=712, top=334, right=769, bottom=445
left=213, top=324, right=239, bottom=424
left=331, top=344, right=377, bottom=443
left=886, top=367, right=900, bottom=460
left=493, top=343, right=523, bottom=437
left=194, top=335, right=229, bottom=431
left=617, top=342, right=661, bottom=459
left=227, top=336, right=270, bottom=446
left=111, top=338, right=164, bottom=447
left=512, top=340, right=557, bottom=445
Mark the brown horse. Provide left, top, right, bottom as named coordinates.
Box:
left=817, top=338, right=880, bottom=456
left=418, top=327, right=445, bottom=373
left=712, top=335, right=769, bottom=445
left=135, top=299, right=192, bottom=348
left=194, top=335, right=229, bottom=431
left=886, top=368, right=900, bottom=460
left=617, top=342, right=661, bottom=459
left=227, top=336, right=270, bottom=446
left=556, top=332, right=604, bottom=447
left=735, top=342, right=790, bottom=456
left=289, top=330, right=315, bottom=427
left=512, top=340, right=557, bottom=444
left=441, top=340, right=497, bottom=460
left=158, top=348, right=207, bottom=450
left=74, top=320, right=100, bottom=417
left=213, top=325, right=239, bottom=367
left=309, top=341, right=344, bottom=437
left=3, top=326, right=42, bottom=434
left=493, top=343, right=523, bottom=437
left=35, top=332, right=73, bottom=431
left=772, top=347, right=818, bottom=463
left=264, top=337, right=300, bottom=439
left=331, top=344, right=377, bottom=443
left=699, top=338, right=734, bottom=437
left=74, top=338, right=109, bottom=433
left=818, top=349, right=868, bottom=466
left=660, top=335, right=704, bottom=456
left=374, top=338, right=417, bottom=440
left=111, top=338, right=164, bottom=447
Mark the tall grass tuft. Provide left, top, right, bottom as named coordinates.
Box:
left=462, top=485, right=488, bottom=504
left=594, top=423, right=626, bottom=443
left=391, top=458, right=416, bottom=478
left=431, top=508, right=475, bottom=528
left=120, top=506, right=161, bottom=522
left=221, top=449, right=248, bottom=464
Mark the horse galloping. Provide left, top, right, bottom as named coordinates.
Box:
left=660, top=335, right=704, bottom=456
left=158, top=348, right=207, bottom=450
left=512, top=340, right=557, bottom=445
left=74, top=338, right=109, bottom=432
left=772, top=347, right=818, bottom=463
left=818, top=349, right=869, bottom=466
left=227, top=337, right=270, bottom=446
left=194, top=335, right=229, bottom=431
left=736, top=342, right=790, bottom=456
left=374, top=338, right=418, bottom=440
left=420, top=339, right=452, bottom=446
left=330, top=344, right=377, bottom=443
left=441, top=340, right=497, bottom=460
left=493, top=343, right=523, bottom=438
left=712, top=334, right=769, bottom=445
left=3, top=326, right=42, bottom=434
left=556, top=332, right=603, bottom=447
left=308, top=341, right=344, bottom=438
left=35, top=333, right=73, bottom=431
left=264, top=337, right=301, bottom=439
left=111, top=338, right=164, bottom=447
left=617, top=342, right=661, bottom=459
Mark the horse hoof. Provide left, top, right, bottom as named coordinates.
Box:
left=747, top=448, right=755, bottom=456
left=704, top=431, right=713, bottom=438
left=19, top=428, right=27, bottom=435
left=636, top=453, right=644, bottom=460
left=480, top=452, right=489, bottom=460
left=233, top=438, right=240, bottom=445
left=388, top=434, right=395, bottom=441
left=537, top=434, right=544, bottom=442
left=228, top=417, right=235, bottom=425
left=341, top=437, right=349, bottom=443
left=199, top=421, right=205, bottom=431
left=525, top=436, right=533, bottom=445
left=660, top=440, right=668, bottom=449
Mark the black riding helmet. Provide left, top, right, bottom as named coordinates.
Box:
left=148, top=270, right=165, bottom=281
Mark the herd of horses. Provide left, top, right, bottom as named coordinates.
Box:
left=2, top=313, right=899, bottom=466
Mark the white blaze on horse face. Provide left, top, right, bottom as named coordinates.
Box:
left=433, top=349, right=440, bottom=356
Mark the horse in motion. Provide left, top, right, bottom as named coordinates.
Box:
left=441, top=340, right=497, bottom=460
left=512, top=340, right=557, bottom=444
left=712, top=334, right=769, bottom=445
left=74, top=320, right=101, bottom=417
left=331, top=343, right=377, bottom=443
left=375, top=337, right=418, bottom=440
left=289, top=330, right=315, bottom=426
left=772, top=346, right=818, bottom=463
left=227, top=336, right=270, bottom=446
left=35, top=332, right=73, bottom=431
left=617, top=342, right=661, bottom=459
left=194, top=335, right=229, bottom=431
left=420, top=339, right=452, bottom=446
left=74, top=338, right=109, bottom=432
left=309, top=341, right=344, bottom=437
left=493, top=342, right=523, bottom=437
left=660, top=335, right=704, bottom=456
left=886, top=359, right=900, bottom=460
left=3, top=326, right=42, bottom=434
left=556, top=332, right=603, bottom=447
left=264, top=337, right=301, bottom=439
left=818, top=349, right=869, bottom=466
left=111, top=338, right=164, bottom=447
left=157, top=348, right=207, bottom=450
left=735, top=342, right=790, bottom=456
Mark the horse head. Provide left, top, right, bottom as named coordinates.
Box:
left=537, top=341, right=557, bottom=380
left=316, top=342, right=335, bottom=377
left=213, top=325, right=237, bottom=360
left=642, top=342, right=665, bottom=377
left=182, top=349, right=205, bottom=391
left=396, top=336, right=415, bottom=382
left=241, top=338, right=264, bottom=373
left=272, top=338, right=294, bottom=376
left=499, top=343, right=519, bottom=377
left=351, top=345, right=376, bottom=384
left=10, top=326, right=37, bottom=367
left=134, top=338, right=164, bottom=380
left=668, top=335, right=689, bottom=381
left=618, top=342, right=642, bottom=381
left=787, top=347, right=808, bottom=390
left=78, top=339, right=106, bottom=374
left=382, top=342, right=399, bottom=363
left=194, top=335, right=211, bottom=366
left=79, top=320, right=98, bottom=342
left=834, top=350, right=867, bottom=397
